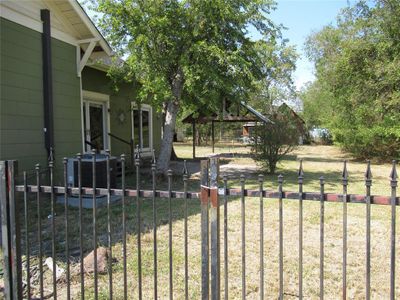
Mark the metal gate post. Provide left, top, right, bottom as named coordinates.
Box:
left=0, top=160, right=22, bottom=300
left=210, top=157, right=220, bottom=300
left=200, top=160, right=209, bottom=300
left=1, top=161, right=12, bottom=299
left=8, top=161, right=22, bottom=300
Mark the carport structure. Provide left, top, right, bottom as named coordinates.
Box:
left=182, top=101, right=272, bottom=158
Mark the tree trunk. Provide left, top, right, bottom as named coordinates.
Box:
left=156, top=68, right=183, bottom=174
left=196, top=129, right=201, bottom=146
left=157, top=100, right=179, bottom=174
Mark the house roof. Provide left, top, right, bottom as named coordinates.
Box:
left=240, top=101, right=272, bottom=124
left=0, top=0, right=112, bottom=56
left=182, top=101, right=273, bottom=124
left=69, top=0, right=112, bottom=56
left=276, top=103, right=305, bottom=124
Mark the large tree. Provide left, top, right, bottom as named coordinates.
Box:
left=249, top=41, right=297, bottom=112
left=302, top=0, right=400, bottom=160
left=92, top=0, right=282, bottom=173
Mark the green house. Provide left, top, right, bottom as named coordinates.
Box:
left=0, top=0, right=162, bottom=175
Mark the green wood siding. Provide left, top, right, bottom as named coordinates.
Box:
left=81, top=67, right=162, bottom=159
left=0, top=18, right=81, bottom=173
left=1, top=17, right=45, bottom=170
left=52, top=37, right=81, bottom=166
left=0, top=17, right=162, bottom=176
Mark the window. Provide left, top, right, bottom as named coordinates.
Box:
left=131, top=104, right=152, bottom=153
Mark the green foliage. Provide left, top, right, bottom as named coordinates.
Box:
left=90, top=0, right=294, bottom=171
left=92, top=0, right=281, bottom=109
left=300, top=81, right=334, bottom=129
left=251, top=112, right=299, bottom=174
left=249, top=42, right=298, bottom=112
left=301, top=0, right=400, bottom=160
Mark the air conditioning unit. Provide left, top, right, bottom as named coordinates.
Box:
left=67, top=154, right=117, bottom=189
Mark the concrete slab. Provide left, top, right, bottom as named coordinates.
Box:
left=56, top=195, right=121, bottom=209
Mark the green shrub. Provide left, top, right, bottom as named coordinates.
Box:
left=251, top=115, right=300, bottom=174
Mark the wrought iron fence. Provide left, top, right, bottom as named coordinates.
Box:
left=0, top=152, right=398, bottom=299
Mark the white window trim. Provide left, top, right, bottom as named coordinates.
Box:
left=82, top=90, right=111, bottom=153
left=131, top=103, right=153, bottom=156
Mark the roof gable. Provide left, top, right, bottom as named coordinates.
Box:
left=0, top=0, right=111, bottom=55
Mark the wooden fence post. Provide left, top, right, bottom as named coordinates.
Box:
left=200, top=160, right=209, bottom=300
left=0, top=160, right=22, bottom=300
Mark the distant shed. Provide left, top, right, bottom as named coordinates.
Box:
left=241, top=103, right=307, bottom=144
left=182, top=101, right=272, bottom=158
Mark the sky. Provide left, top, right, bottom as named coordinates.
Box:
left=268, top=0, right=358, bottom=90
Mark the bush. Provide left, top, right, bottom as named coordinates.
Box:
left=251, top=115, right=300, bottom=174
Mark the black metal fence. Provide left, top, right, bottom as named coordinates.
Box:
left=0, top=153, right=398, bottom=299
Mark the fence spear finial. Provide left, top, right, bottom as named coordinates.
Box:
left=182, top=160, right=188, bottom=176
left=135, top=144, right=140, bottom=159
left=258, top=174, right=264, bottom=182
left=152, top=149, right=156, bottom=166
left=240, top=174, right=245, bottom=183
left=167, top=169, right=173, bottom=177
left=223, top=174, right=228, bottom=183
left=342, top=160, right=348, bottom=184
left=134, top=145, right=141, bottom=166
left=298, top=159, right=304, bottom=178
left=365, top=160, right=372, bottom=185
left=390, top=160, right=397, bottom=187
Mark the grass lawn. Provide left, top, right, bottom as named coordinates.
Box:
left=174, top=142, right=395, bottom=195
left=3, top=144, right=399, bottom=299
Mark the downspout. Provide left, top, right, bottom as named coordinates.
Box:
left=40, top=9, right=54, bottom=160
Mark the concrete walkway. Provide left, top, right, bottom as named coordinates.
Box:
left=168, top=153, right=260, bottom=179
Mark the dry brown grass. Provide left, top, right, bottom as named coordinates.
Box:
left=6, top=144, right=398, bottom=299
left=76, top=197, right=399, bottom=299
left=175, top=143, right=395, bottom=195
left=77, top=145, right=399, bottom=299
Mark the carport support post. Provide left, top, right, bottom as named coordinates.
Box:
left=212, top=121, right=215, bottom=153
left=200, top=160, right=209, bottom=299
left=0, top=160, right=22, bottom=300
left=210, top=157, right=220, bottom=300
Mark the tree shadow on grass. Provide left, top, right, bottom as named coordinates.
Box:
left=18, top=189, right=208, bottom=298
left=17, top=151, right=367, bottom=260
left=18, top=162, right=346, bottom=255
left=13, top=147, right=393, bottom=298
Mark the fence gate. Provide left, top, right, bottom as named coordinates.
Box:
left=0, top=156, right=398, bottom=299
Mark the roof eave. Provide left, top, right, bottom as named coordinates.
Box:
left=69, top=0, right=113, bottom=56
